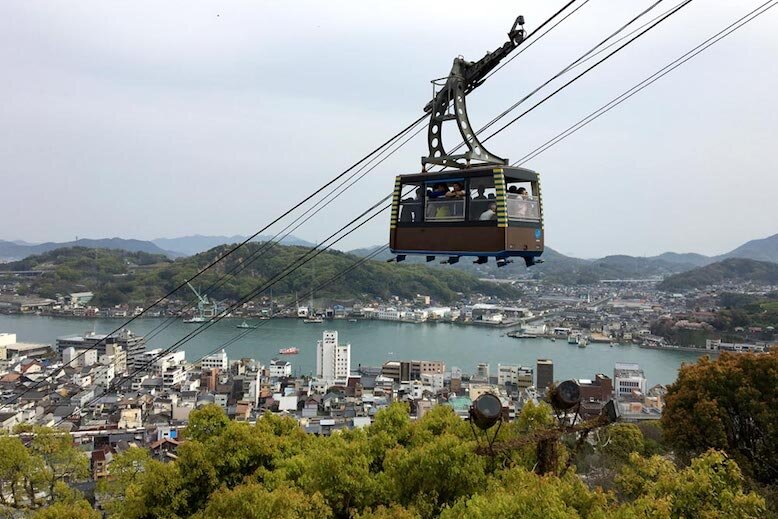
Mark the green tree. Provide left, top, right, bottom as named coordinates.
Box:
left=0, top=436, right=31, bottom=507
left=440, top=467, right=608, bottom=519
left=661, top=351, right=778, bottom=483
left=185, top=404, right=229, bottom=442
left=118, top=460, right=186, bottom=519
left=291, top=431, right=379, bottom=517
left=175, top=441, right=219, bottom=515
left=31, top=500, right=100, bottom=519
left=615, top=450, right=766, bottom=518
left=196, top=484, right=332, bottom=519
left=598, top=423, right=645, bottom=463
left=384, top=433, right=486, bottom=517
left=96, top=447, right=151, bottom=514
left=28, top=428, right=89, bottom=503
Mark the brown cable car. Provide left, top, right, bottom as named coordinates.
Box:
left=388, top=15, right=544, bottom=268
left=390, top=166, right=543, bottom=267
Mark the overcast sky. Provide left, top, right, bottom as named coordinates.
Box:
left=0, top=0, right=776, bottom=258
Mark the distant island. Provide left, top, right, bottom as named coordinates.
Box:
left=1, top=245, right=518, bottom=307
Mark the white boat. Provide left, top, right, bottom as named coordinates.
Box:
left=567, top=334, right=579, bottom=345
left=348, top=318, right=358, bottom=322
left=183, top=316, right=207, bottom=324
left=279, top=347, right=299, bottom=355
left=236, top=321, right=258, bottom=329
left=578, top=337, right=588, bottom=348
left=304, top=317, right=324, bottom=323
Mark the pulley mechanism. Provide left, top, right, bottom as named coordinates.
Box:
left=422, top=16, right=525, bottom=170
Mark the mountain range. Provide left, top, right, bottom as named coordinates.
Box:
left=2, top=233, right=775, bottom=284
left=0, top=235, right=316, bottom=261
left=349, top=233, right=778, bottom=284
left=0, top=238, right=181, bottom=262
left=150, top=234, right=315, bottom=256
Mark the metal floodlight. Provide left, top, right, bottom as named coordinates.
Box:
left=602, top=399, right=620, bottom=423
left=469, top=393, right=502, bottom=430
left=549, top=380, right=581, bottom=412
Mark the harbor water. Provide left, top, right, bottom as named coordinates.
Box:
left=0, top=315, right=710, bottom=387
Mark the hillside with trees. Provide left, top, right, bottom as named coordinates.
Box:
left=69, top=402, right=768, bottom=518
left=657, top=258, right=778, bottom=291
left=3, top=245, right=518, bottom=306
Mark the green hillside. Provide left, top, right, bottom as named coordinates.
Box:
left=4, top=244, right=518, bottom=306
left=658, top=258, right=778, bottom=291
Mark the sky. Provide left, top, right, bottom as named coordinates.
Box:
left=0, top=0, right=776, bottom=258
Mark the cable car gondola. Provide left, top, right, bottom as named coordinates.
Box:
left=389, top=14, right=544, bottom=267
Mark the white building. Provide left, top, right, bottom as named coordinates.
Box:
left=163, top=366, right=187, bottom=388
left=316, top=330, right=351, bottom=382
left=269, top=359, right=292, bottom=379
left=614, top=362, right=647, bottom=398
left=497, top=364, right=533, bottom=388
left=377, top=307, right=401, bottom=321
left=92, top=364, right=116, bottom=387
left=201, top=349, right=229, bottom=371
left=99, top=344, right=127, bottom=375
left=62, top=347, right=97, bottom=368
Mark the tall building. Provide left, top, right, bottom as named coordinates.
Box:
left=381, top=359, right=446, bottom=382
left=476, top=363, right=490, bottom=379
left=57, top=329, right=146, bottom=370
left=536, top=359, right=554, bottom=393
left=202, top=349, right=229, bottom=371
left=316, top=331, right=351, bottom=382
left=614, top=363, right=646, bottom=399
left=497, top=364, right=533, bottom=389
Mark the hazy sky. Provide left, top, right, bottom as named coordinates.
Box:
left=1, top=0, right=776, bottom=258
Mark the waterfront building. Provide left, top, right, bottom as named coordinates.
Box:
left=536, top=359, right=554, bottom=394
left=201, top=349, right=229, bottom=371
left=57, top=329, right=146, bottom=370
left=377, top=307, right=402, bottom=321
left=705, top=339, right=766, bottom=353
left=316, top=331, right=351, bottom=382
left=614, top=362, right=647, bottom=398
left=476, top=363, right=490, bottom=380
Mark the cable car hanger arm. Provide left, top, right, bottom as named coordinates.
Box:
left=423, top=15, right=526, bottom=170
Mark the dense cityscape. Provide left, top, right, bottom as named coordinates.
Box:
left=2, top=0, right=777, bottom=516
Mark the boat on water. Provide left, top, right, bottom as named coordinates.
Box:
left=551, top=337, right=556, bottom=342
left=304, top=317, right=324, bottom=323
left=183, top=316, right=208, bottom=324
left=236, top=321, right=258, bottom=329
left=279, top=347, right=299, bottom=355
left=567, top=334, right=580, bottom=345
left=578, top=337, right=588, bottom=348
left=348, top=318, right=358, bottom=323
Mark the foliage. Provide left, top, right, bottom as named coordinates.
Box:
left=185, top=403, right=230, bottom=442
left=30, top=500, right=101, bottom=519
left=4, top=243, right=519, bottom=306
left=195, top=484, right=332, bottom=519
left=661, top=351, right=778, bottom=484
left=658, top=258, right=778, bottom=291
left=713, top=291, right=778, bottom=333
left=598, top=423, right=646, bottom=463
left=87, top=402, right=770, bottom=518
left=615, top=450, right=765, bottom=517
left=28, top=428, right=90, bottom=503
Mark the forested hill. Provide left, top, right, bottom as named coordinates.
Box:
left=4, top=245, right=518, bottom=306
left=657, top=258, right=778, bottom=291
